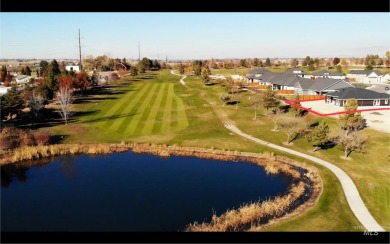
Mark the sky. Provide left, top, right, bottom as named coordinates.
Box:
left=1, top=13, right=389, bottom=60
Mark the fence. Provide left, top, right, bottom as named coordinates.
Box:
left=276, top=90, right=295, bottom=95
left=296, top=95, right=325, bottom=100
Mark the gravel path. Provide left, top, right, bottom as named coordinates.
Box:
left=170, top=70, right=186, bottom=85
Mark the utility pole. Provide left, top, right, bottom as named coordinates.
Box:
left=138, top=41, right=140, bottom=61
left=79, top=29, right=82, bottom=71
left=166, top=55, right=167, bottom=63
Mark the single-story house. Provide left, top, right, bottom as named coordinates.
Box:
left=270, top=74, right=300, bottom=91
left=246, top=68, right=271, bottom=83
left=346, top=70, right=384, bottom=84
left=294, top=78, right=354, bottom=95
left=382, top=73, right=390, bottom=83
left=366, top=84, right=390, bottom=94
left=325, top=87, right=390, bottom=107
left=15, top=75, right=31, bottom=84
left=65, top=65, right=81, bottom=72
left=304, top=70, right=345, bottom=80
left=283, top=68, right=307, bottom=78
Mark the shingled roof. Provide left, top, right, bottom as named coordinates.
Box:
left=326, top=87, right=390, bottom=100
left=311, top=69, right=343, bottom=76
left=295, top=78, right=353, bottom=92
left=348, top=70, right=383, bottom=76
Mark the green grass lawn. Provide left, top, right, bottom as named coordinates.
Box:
left=35, top=69, right=389, bottom=231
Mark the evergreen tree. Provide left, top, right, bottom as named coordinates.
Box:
left=261, top=86, right=280, bottom=110
left=306, top=121, right=330, bottom=152
left=2, top=84, right=24, bottom=122
left=265, top=58, right=271, bottom=67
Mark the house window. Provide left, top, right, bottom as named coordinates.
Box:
left=373, top=100, right=380, bottom=106
left=385, top=100, right=388, bottom=105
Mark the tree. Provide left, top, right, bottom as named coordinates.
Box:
left=55, top=84, right=74, bottom=125
left=28, top=90, right=45, bottom=120
left=336, top=65, right=342, bottom=74
left=253, top=58, right=260, bottom=67
left=278, top=113, right=306, bottom=144
left=129, top=66, right=138, bottom=76
left=377, top=58, right=384, bottom=66
left=332, top=129, right=368, bottom=158
left=179, top=64, right=185, bottom=75
left=39, top=60, right=49, bottom=77
left=266, top=108, right=283, bottom=131
left=46, top=60, right=61, bottom=97
left=306, top=121, right=330, bottom=152
left=332, top=57, right=340, bottom=66
left=74, top=72, right=91, bottom=93
left=341, top=58, right=348, bottom=69
left=386, top=51, right=390, bottom=60
left=303, top=56, right=311, bottom=66
left=240, top=59, right=248, bottom=68
left=0, top=65, right=7, bottom=82
left=20, top=66, right=32, bottom=76
left=385, top=59, right=390, bottom=68
left=290, top=58, right=298, bottom=67
left=313, top=58, right=320, bottom=68
left=291, top=94, right=303, bottom=117
left=247, top=93, right=262, bottom=120
left=308, top=64, right=315, bottom=71
left=265, top=58, right=271, bottom=67
left=192, top=60, right=202, bottom=76
left=2, top=84, right=24, bottom=122
left=4, top=72, right=13, bottom=87
left=338, top=99, right=365, bottom=135
left=261, top=86, right=280, bottom=110
left=201, top=68, right=210, bottom=85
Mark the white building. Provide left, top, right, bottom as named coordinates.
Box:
left=65, top=65, right=80, bottom=72
left=15, top=75, right=31, bottom=84
left=346, top=70, right=384, bottom=84
left=0, top=86, right=10, bottom=95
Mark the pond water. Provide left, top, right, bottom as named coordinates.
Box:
left=1, top=151, right=292, bottom=231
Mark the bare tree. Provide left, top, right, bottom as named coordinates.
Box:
left=331, top=129, right=368, bottom=158
left=28, top=90, right=45, bottom=120
left=266, top=108, right=283, bottom=131
left=55, top=85, right=74, bottom=125
left=278, top=113, right=306, bottom=144
left=248, top=93, right=262, bottom=120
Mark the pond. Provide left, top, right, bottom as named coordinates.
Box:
left=1, top=151, right=292, bottom=231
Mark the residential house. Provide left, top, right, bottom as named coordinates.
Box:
left=15, top=75, right=31, bottom=84
left=325, top=87, right=390, bottom=107
left=366, top=84, right=390, bottom=94
left=65, top=65, right=80, bottom=72
left=246, top=68, right=271, bottom=83
left=270, top=74, right=300, bottom=91
left=294, top=78, right=353, bottom=95
left=283, top=68, right=307, bottom=78
left=305, top=70, right=345, bottom=80
left=346, top=70, right=384, bottom=84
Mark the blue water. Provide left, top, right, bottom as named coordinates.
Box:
left=1, top=151, right=292, bottom=231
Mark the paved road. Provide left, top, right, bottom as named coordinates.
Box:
left=224, top=121, right=384, bottom=232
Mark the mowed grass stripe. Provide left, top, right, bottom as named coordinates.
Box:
left=140, top=83, right=167, bottom=135
left=121, top=84, right=160, bottom=136
left=173, top=92, right=189, bottom=131
left=101, top=84, right=142, bottom=119
left=152, top=84, right=169, bottom=135
left=106, top=83, right=152, bottom=131
left=160, top=83, right=174, bottom=133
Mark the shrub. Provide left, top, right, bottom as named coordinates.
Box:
left=0, top=126, right=21, bottom=150
left=33, top=131, right=51, bottom=145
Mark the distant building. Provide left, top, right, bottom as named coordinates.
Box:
left=346, top=70, right=384, bottom=84
left=304, top=69, right=345, bottom=80
left=65, top=65, right=80, bottom=72
left=15, top=75, right=31, bottom=84
left=0, top=86, right=11, bottom=95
